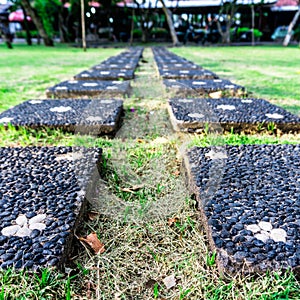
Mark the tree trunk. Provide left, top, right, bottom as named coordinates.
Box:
left=20, top=0, right=54, bottom=46
left=21, top=5, right=32, bottom=46
left=129, top=9, right=135, bottom=45
left=283, top=6, right=300, bottom=46
left=80, top=0, right=86, bottom=51
left=160, top=0, right=179, bottom=45
left=251, top=4, right=255, bottom=46
left=0, top=25, right=13, bottom=49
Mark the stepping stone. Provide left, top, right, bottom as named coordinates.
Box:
left=74, top=69, right=134, bottom=81
left=163, top=79, right=245, bottom=97
left=0, top=146, right=102, bottom=270
left=183, top=144, right=300, bottom=274
left=168, top=98, right=300, bottom=133
left=46, top=80, right=131, bottom=98
left=92, top=62, right=137, bottom=70
left=158, top=68, right=218, bottom=80
left=0, top=99, right=123, bottom=135
left=156, top=61, right=201, bottom=70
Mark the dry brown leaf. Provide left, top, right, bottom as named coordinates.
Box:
left=88, top=211, right=99, bottom=221
left=173, top=169, right=180, bottom=176
left=168, top=217, right=179, bottom=227
left=209, top=91, right=222, bottom=99
left=79, top=232, right=105, bottom=254
left=121, top=184, right=144, bottom=193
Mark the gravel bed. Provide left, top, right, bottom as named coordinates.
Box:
left=163, top=79, right=245, bottom=97
left=0, top=99, right=123, bottom=136
left=183, top=144, right=300, bottom=274
left=159, top=68, right=218, bottom=80
left=168, top=98, right=300, bottom=133
left=0, top=146, right=102, bottom=270
left=46, top=80, right=131, bottom=98
left=74, top=69, right=134, bottom=81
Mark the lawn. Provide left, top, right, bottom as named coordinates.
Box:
left=0, top=43, right=300, bottom=299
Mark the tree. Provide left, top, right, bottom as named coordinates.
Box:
left=283, top=2, right=300, bottom=46
left=159, top=0, right=179, bottom=45
left=20, top=0, right=54, bottom=46
left=216, top=0, right=238, bottom=44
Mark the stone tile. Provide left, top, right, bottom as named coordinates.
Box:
left=0, top=99, right=123, bottom=136
left=46, top=80, right=131, bottom=98
left=163, top=79, right=245, bottom=97
left=168, top=98, right=300, bottom=133
left=183, top=144, right=300, bottom=274
left=0, top=146, right=101, bottom=270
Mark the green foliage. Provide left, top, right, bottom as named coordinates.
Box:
left=34, top=0, right=61, bottom=38
left=15, top=30, right=39, bottom=38
left=235, top=27, right=263, bottom=38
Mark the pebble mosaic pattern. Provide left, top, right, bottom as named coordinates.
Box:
left=0, top=146, right=102, bottom=269
left=184, top=144, right=300, bottom=274
left=0, top=99, right=123, bottom=135
left=74, top=69, right=134, bottom=81
left=46, top=80, right=131, bottom=98
left=163, top=79, right=245, bottom=97
left=168, top=98, right=300, bottom=133
left=158, top=69, right=218, bottom=80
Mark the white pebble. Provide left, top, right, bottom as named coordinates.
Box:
left=246, top=224, right=261, bottom=233
left=86, top=116, right=103, bottom=122
left=0, top=117, right=14, bottom=123
left=254, top=232, right=270, bottom=243
left=216, top=105, right=236, bottom=110
left=188, top=113, right=204, bottom=119
left=16, top=215, right=28, bottom=226
left=15, top=226, right=32, bottom=237
left=82, top=82, right=98, bottom=87
left=258, top=221, right=272, bottom=232
left=205, top=150, right=227, bottom=160
left=29, top=214, right=46, bottom=225
left=29, top=223, right=46, bottom=231
left=270, top=228, right=287, bottom=243
left=265, top=113, right=284, bottom=119
left=1, top=225, right=21, bottom=236
left=50, top=106, right=72, bottom=113
left=192, top=81, right=206, bottom=85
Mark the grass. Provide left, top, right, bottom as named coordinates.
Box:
left=171, top=45, right=300, bottom=113
left=0, top=44, right=122, bottom=112
left=0, top=44, right=300, bottom=299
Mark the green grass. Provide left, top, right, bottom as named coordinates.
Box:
left=0, top=44, right=300, bottom=299
left=0, top=44, right=122, bottom=112
left=171, top=46, right=300, bottom=112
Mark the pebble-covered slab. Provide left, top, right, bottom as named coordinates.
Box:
left=163, top=79, right=245, bottom=97
left=156, top=61, right=201, bottom=70
left=46, top=80, right=131, bottom=98
left=159, top=68, right=218, bottom=80
left=0, top=146, right=102, bottom=270
left=183, top=144, right=300, bottom=274
left=0, top=99, right=123, bottom=135
left=92, top=63, right=137, bottom=71
left=168, top=98, right=300, bottom=133
left=74, top=69, right=134, bottom=81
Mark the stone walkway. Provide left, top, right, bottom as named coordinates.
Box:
left=0, top=46, right=299, bottom=275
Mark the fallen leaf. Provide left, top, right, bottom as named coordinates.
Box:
left=79, top=232, right=105, bottom=254
left=121, top=184, right=144, bottom=193
left=88, top=211, right=99, bottom=221
left=168, top=217, right=179, bottom=227
left=162, top=274, right=176, bottom=289
left=173, top=169, right=180, bottom=176
left=209, top=91, right=222, bottom=99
